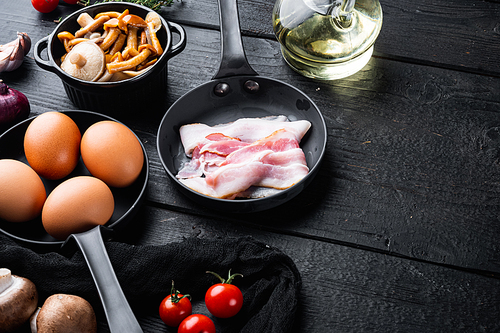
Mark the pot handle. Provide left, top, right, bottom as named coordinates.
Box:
left=71, top=226, right=143, bottom=333
left=167, top=22, right=187, bottom=58
left=34, top=36, right=56, bottom=73
left=212, top=0, right=258, bottom=79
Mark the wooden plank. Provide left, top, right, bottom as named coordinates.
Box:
left=4, top=22, right=499, bottom=276
left=3, top=0, right=499, bottom=75
left=3, top=2, right=498, bottom=333
left=111, top=206, right=500, bottom=333
left=140, top=26, right=500, bottom=275
left=7, top=206, right=500, bottom=333
left=2, top=1, right=499, bottom=278
left=156, top=0, right=500, bottom=75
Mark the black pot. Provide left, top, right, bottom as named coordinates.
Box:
left=34, top=3, right=186, bottom=114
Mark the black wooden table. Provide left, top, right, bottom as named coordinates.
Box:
left=1, top=0, right=499, bottom=332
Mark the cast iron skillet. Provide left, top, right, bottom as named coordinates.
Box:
left=0, top=111, right=148, bottom=333
left=157, top=0, right=327, bottom=213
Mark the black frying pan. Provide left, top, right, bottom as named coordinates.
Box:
left=156, top=0, right=327, bottom=213
left=0, top=111, right=148, bottom=333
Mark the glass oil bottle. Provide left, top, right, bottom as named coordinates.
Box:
left=273, top=0, right=383, bottom=80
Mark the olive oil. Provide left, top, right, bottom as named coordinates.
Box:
left=273, top=0, right=382, bottom=80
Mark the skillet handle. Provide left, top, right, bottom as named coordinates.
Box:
left=71, top=226, right=143, bottom=333
left=213, top=0, right=258, bottom=79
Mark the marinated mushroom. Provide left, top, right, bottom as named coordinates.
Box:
left=75, top=15, right=110, bottom=38
left=145, top=11, right=162, bottom=33
left=0, top=268, right=38, bottom=333
left=60, top=41, right=105, bottom=82
left=76, top=13, right=94, bottom=28
left=30, top=294, right=97, bottom=333
left=58, top=9, right=163, bottom=82
left=123, top=64, right=154, bottom=77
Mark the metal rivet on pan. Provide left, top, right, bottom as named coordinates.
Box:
left=214, top=82, right=230, bottom=96
left=244, top=80, right=260, bottom=93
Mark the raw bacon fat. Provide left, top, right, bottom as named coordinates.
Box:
left=177, top=116, right=311, bottom=199
left=179, top=115, right=311, bottom=157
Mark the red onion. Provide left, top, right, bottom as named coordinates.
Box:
left=0, top=80, right=30, bottom=133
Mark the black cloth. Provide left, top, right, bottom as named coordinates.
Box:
left=0, top=232, right=301, bottom=333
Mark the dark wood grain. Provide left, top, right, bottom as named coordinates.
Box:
left=111, top=206, right=500, bottom=333
left=156, top=0, right=500, bottom=76
left=133, top=25, right=500, bottom=275
left=2, top=13, right=499, bottom=275
left=6, top=0, right=499, bottom=75
left=1, top=0, right=500, bottom=332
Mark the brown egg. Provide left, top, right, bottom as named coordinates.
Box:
left=0, top=159, right=47, bottom=222
left=24, top=112, right=81, bottom=180
left=42, top=176, right=114, bottom=240
left=81, top=120, right=144, bottom=188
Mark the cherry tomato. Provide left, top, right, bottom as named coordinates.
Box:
left=205, top=270, right=243, bottom=318
left=63, top=0, right=80, bottom=4
left=31, top=0, right=59, bottom=13
left=178, top=314, right=215, bottom=333
left=159, top=281, right=192, bottom=327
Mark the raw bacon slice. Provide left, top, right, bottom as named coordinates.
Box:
left=180, top=160, right=308, bottom=199
left=218, top=129, right=301, bottom=167
left=178, top=129, right=309, bottom=199
left=176, top=145, right=203, bottom=179
left=176, top=133, right=249, bottom=179
left=179, top=115, right=311, bottom=157
left=199, top=134, right=249, bottom=157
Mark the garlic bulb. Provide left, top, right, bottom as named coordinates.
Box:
left=0, top=32, right=31, bottom=73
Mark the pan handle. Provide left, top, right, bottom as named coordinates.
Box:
left=71, top=226, right=143, bottom=333
left=213, top=0, right=259, bottom=79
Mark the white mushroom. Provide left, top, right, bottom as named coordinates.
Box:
left=76, top=13, right=94, bottom=28
left=123, top=65, right=154, bottom=78
left=145, top=11, right=162, bottom=33
left=88, top=32, right=102, bottom=40
left=109, top=71, right=131, bottom=82
left=96, top=69, right=114, bottom=82
left=30, top=294, right=97, bottom=333
left=60, top=41, right=105, bottom=82
left=0, top=268, right=38, bottom=332
left=75, top=14, right=110, bottom=38
left=97, top=69, right=131, bottom=82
